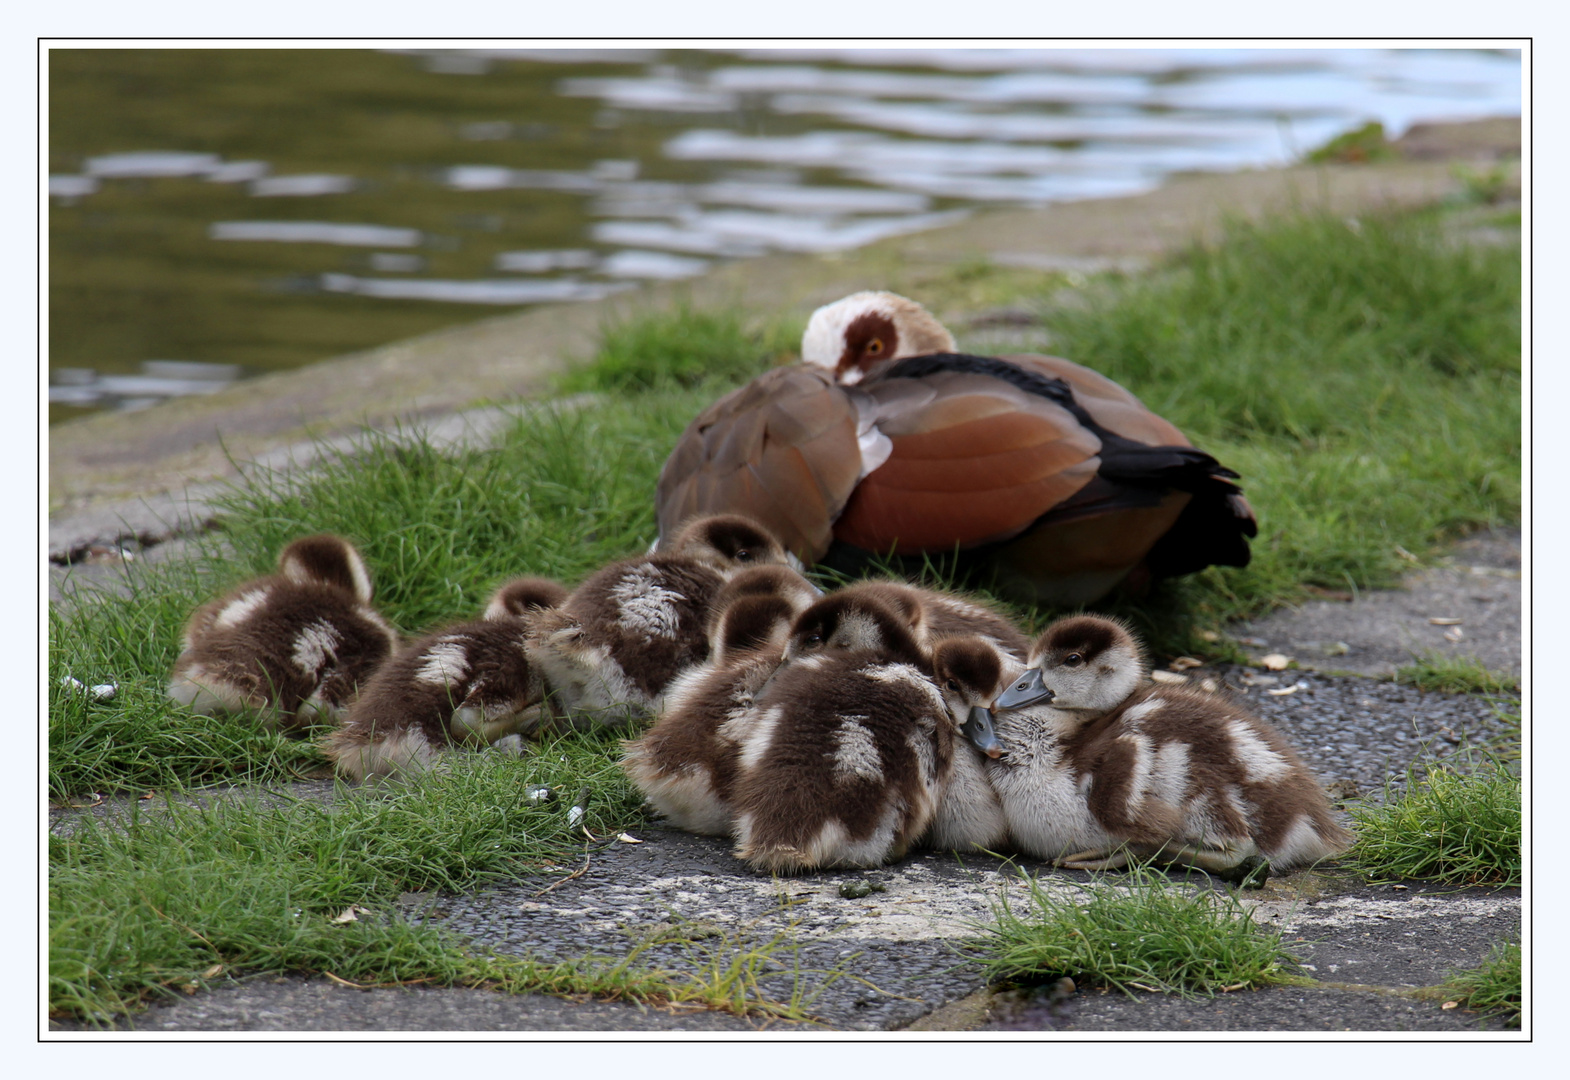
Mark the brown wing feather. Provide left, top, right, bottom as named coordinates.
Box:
left=656, top=366, right=860, bottom=560
left=834, top=371, right=1102, bottom=553
left=1000, top=353, right=1190, bottom=448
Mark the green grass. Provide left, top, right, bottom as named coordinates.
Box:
left=1442, top=939, right=1522, bottom=1027
left=50, top=741, right=822, bottom=1026
left=969, top=865, right=1300, bottom=998
left=1344, top=755, right=1521, bottom=886
left=1029, top=212, right=1520, bottom=631
left=1396, top=654, right=1520, bottom=696
left=556, top=306, right=800, bottom=395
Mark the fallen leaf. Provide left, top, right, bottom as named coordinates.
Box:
left=1266, top=685, right=1300, bottom=696
left=1444, top=627, right=1464, bottom=643
left=332, top=905, right=370, bottom=924
left=1321, top=641, right=1350, bottom=657
left=1394, top=545, right=1420, bottom=564
left=1200, top=678, right=1220, bottom=694
left=1150, top=670, right=1188, bottom=685
left=1442, top=1001, right=1459, bottom=1010
left=1169, top=656, right=1204, bottom=671
left=1198, top=630, right=1220, bottom=643
left=616, top=833, right=643, bottom=844
left=203, top=965, right=224, bottom=979
left=1261, top=654, right=1292, bottom=671
left=1428, top=617, right=1463, bottom=626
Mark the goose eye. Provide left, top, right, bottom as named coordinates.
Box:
left=865, top=338, right=884, bottom=356
left=806, top=633, right=822, bottom=647
left=1064, top=653, right=1083, bottom=667
left=734, top=549, right=752, bottom=561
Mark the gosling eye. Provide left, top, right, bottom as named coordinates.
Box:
left=734, top=549, right=752, bottom=562
left=945, top=679, right=959, bottom=692
left=805, top=633, right=823, bottom=647
left=1063, top=653, right=1084, bottom=668
left=865, top=338, right=884, bottom=356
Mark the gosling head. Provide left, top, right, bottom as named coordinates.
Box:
left=782, top=591, right=925, bottom=667
left=800, top=291, right=957, bottom=387
left=277, top=535, right=374, bottom=603
left=483, top=576, right=571, bottom=621
left=665, top=514, right=792, bottom=577
left=930, top=637, right=1009, bottom=759
left=995, top=615, right=1146, bottom=715
left=707, top=565, right=821, bottom=662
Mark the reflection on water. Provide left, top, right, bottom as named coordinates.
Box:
left=48, top=47, right=1520, bottom=420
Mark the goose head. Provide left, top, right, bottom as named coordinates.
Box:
left=483, top=576, right=571, bottom=621
left=995, top=615, right=1146, bottom=714
left=930, top=637, right=1009, bottom=759
left=665, top=514, right=792, bottom=576
left=277, top=534, right=374, bottom=603
left=800, top=291, right=957, bottom=386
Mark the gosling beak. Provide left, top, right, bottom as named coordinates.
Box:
left=994, top=667, right=1053, bottom=710
left=961, top=706, right=1004, bottom=759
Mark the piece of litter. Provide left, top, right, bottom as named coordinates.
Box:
left=1198, top=630, right=1220, bottom=642
left=332, top=905, right=370, bottom=924
left=1169, top=656, right=1204, bottom=671
left=1442, top=1001, right=1459, bottom=1010
left=1428, top=617, right=1463, bottom=626
left=566, top=806, right=585, bottom=827
left=1240, top=673, right=1280, bottom=687
left=1443, top=627, right=1464, bottom=643
left=1394, top=545, right=1419, bottom=564
left=59, top=676, right=85, bottom=691
left=1322, top=642, right=1350, bottom=657
left=1150, top=670, right=1187, bottom=684
left=1261, top=654, right=1292, bottom=671
left=1266, top=684, right=1300, bottom=696
left=1200, top=678, right=1219, bottom=693
left=616, top=833, right=642, bottom=844
left=1238, top=636, right=1269, bottom=648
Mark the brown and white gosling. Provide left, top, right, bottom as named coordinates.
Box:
left=621, top=564, right=820, bottom=835
left=525, top=515, right=792, bottom=730
left=167, top=534, right=399, bottom=731
left=323, top=576, right=569, bottom=782
left=727, top=593, right=1004, bottom=873
left=988, top=615, right=1353, bottom=879
left=776, top=579, right=1019, bottom=854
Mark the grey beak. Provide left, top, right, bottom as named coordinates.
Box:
left=961, top=706, right=1004, bottom=759
left=995, top=666, right=1053, bottom=710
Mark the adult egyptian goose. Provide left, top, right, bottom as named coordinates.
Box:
left=989, top=615, right=1353, bottom=879
left=167, top=534, right=399, bottom=732
left=655, top=291, right=1256, bottom=605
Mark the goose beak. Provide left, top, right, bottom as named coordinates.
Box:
left=961, top=706, right=1003, bottom=759
left=995, top=667, right=1053, bottom=710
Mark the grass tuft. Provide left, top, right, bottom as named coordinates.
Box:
left=1344, top=754, right=1521, bottom=886
left=1442, top=939, right=1522, bottom=1027
left=1396, top=654, right=1519, bottom=696
left=557, top=305, right=799, bottom=395
left=969, top=864, right=1300, bottom=998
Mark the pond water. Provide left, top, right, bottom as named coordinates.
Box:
left=47, top=47, right=1520, bottom=422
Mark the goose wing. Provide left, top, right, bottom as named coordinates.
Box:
left=655, top=366, right=862, bottom=561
